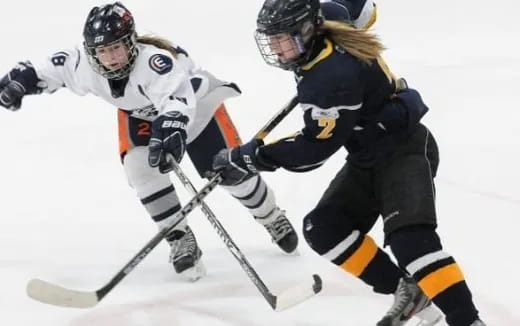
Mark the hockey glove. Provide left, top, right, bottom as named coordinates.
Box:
left=148, top=111, right=188, bottom=174
left=396, top=88, right=429, bottom=133
left=212, top=139, right=277, bottom=186
left=376, top=87, right=429, bottom=135
left=0, top=61, right=43, bottom=111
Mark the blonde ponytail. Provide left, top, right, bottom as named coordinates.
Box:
left=136, top=35, right=178, bottom=58
left=320, top=20, right=384, bottom=64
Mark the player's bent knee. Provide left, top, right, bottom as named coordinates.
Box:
left=123, top=147, right=169, bottom=188
left=302, top=212, right=356, bottom=257
left=302, top=213, right=325, bottom=254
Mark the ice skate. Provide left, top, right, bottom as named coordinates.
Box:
left=377, top=277, right=442, bottom=326
left=166, top=226, right=206, bottom=281
left=256, top=207, right=298, bottom=254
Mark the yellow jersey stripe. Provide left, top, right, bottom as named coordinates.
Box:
left=301, top=39, right=334, bottom=71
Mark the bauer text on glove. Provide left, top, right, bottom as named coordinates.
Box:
left=148, top=111, right=189, bottom=173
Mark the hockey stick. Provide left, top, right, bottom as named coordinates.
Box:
left=26, top=96, right=300, bottom=308
left=171, top=95, right=320, bottom=311
left=253, top=95, right=298, bottom=141
left=170, top=162, right=320, bottom=311
left=26, top=173, right=223, bottom=308
left=172, top=162, right=321, bottom=311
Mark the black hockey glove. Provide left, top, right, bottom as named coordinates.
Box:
left=148, top=111, right=188, bottom=174
left=0, top=61, right=43, bottom=111
left=376, top=87, right=429, bottom=135
left=0, top=80, right=25, bottom=111
left=212, top=139, right=277, bottom=186
left=395, top=88, right=429, bottom=133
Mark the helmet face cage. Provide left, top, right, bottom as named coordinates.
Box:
left=83, top=2, right=138, bottom=80
left=255, top=0, right=321, bottom=70
left=254, top=21, right=314, bottom=70
left=84, top=32, right=138, bottom=80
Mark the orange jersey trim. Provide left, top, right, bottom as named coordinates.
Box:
left=118, top=109, right=131, bottom=156
left=214, top=104, right=242, bottom=148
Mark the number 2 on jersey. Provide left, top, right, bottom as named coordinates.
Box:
left=316, top=117, right=336, bottom=139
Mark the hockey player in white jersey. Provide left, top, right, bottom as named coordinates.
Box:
left=0, top=2, right=298, bottom=281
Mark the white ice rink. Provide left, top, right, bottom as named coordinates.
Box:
left=0, top=1, right=518, bottom=325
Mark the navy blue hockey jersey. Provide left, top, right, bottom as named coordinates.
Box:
left=258, top=37, right=401, bottom=170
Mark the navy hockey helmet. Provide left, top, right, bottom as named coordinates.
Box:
left=83, top=2, right=138, bottom=79
left=255, top=0, right=323, bottom=70
left=321, top=0, right=352, bottom=22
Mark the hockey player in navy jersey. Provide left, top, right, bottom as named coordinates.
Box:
left=0, top=2, right=298, bottom=281
left=213, top=0, right=486, bottom=325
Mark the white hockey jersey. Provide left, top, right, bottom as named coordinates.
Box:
left=33, top=43, right=240, bottom=143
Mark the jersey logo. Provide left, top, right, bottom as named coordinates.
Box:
left=149, top=54, right=173, bottom=75
left=131, top=105, right=159, bottom=119
left=310, top=107, right=339, bottom=120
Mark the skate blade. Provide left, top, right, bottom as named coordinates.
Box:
left=412, top=304, right=443, bottom=326
left=179, top=260, right=206, bottom=282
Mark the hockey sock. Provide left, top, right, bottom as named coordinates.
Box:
left=389, top=225, right=480, bottom=326
left=221, top=174, right=277, bottom=218
left=328, top=231, right=404, bottom=294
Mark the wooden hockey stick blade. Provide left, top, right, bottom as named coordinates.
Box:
left=274, top=274, right=322, bottom=311
left=27, top=278, right=99, bottom=308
